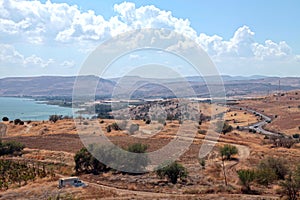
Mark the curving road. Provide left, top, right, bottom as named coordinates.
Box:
left=231, top=106, right=283, bottom=137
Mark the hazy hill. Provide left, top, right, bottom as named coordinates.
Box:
left=0, top=76, right=115, bottom=97
left=0, top=75, right=299, bottom=98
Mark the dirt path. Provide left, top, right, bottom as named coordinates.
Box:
left=234, top=144, right=250, bottom=160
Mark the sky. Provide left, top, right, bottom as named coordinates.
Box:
left=0, top=0, right=300, bottom=78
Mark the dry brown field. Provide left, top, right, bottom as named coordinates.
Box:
left=1, top=93, right=300, bottom=199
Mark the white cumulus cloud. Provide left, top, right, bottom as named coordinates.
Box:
left=0, top=0, right=299, bottom=76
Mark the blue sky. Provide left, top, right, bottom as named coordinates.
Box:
left=48, top=0, right=300, bottom=51
left=0, top=0, right=300, bottom=77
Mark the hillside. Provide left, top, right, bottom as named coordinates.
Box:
left=0, top=75, right=299, bottom=98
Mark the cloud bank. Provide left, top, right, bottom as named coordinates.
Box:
left=0, top=0, right=299, bottom=76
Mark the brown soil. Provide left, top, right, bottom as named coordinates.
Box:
left=1, top=94, right=300, bottom=199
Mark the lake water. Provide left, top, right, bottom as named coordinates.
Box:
left=0, top=97, right=77, bottom=121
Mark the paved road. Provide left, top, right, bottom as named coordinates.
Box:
left=230, top=106, right=283, bottom=137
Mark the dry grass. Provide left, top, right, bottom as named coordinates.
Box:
left=1, top=97, right=300, bottom=199
left=238, top=90, right=300, bottom=136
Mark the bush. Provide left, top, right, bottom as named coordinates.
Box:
left=237, top=169, right=255, bottom=193
left=74, top=147, right=108, bottom=174
left=292, top=134, right=300, bottom=139
left=75, top=143, right=149, bottom=174
left=111, top=122, right=121, bottom=130
left=278, top=165, right=300, bottom=200
left=127, top=143, right=147, bottom=153
left=215, top=121, right=233, bottom=134
left=198, top=130, right=207, bottom=135
left=199, top=159, right=206, bottom=169
left=258, top=157, right=288, bottom=180
left=13, top=119, right=21, bottom=125
left=129, top=124, right=139, bottom=134
left=145, top=119, right=151, bottom=124
left=219, top=144, right=238, bottom=160
left=19, top=121, right=24, bottom=125
left=270, top=137, right=295, bottom=148
left=0, top=141, right=25, bottom=156
left=255, top=168, right=277, bottom=186
left=106, top=125, right=111, bottom=133
left=126, top=143, right=149, bottom=172
left=49, top=115, right=62, bottom=123
left=279, top=174, right=300, bottom=200
left=156, top=161, right=188, bottom=184
left=2, top=117, right=9, bottom=122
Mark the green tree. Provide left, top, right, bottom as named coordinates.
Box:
left=49, top=115, right=62, bottom=123
left=74, top=147, right=92, bottom=173
left=279, top=174, right=300, bottom=200
left=74, top=147, right=108, bottom=174
left=237, top=169, right=255, bottom=193
left=14, top=119, right=21, bottom=125
left=156, top=161, right=188, bottom=184
left=219, top=144, right=238, bottom=160
left=258, top=157, right=287, bottom=180
left=255, top=168, right=277, bottom=186
left=0, top=141, right=25, bottom=156
left=2, top=117, right=9, bottom=122
left=215, top=121, right=233, bottom=134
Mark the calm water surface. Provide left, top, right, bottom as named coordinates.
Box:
left=0, top=97, right=77, bottom=121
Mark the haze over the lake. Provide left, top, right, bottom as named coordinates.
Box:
left=0, top=97, right=75, bottom=121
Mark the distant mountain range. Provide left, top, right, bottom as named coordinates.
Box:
left=0, top=75, right=299, bottom=98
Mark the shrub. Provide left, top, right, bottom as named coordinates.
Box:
left=219, top=144, right=238, bottom=160
left=270, top=137, right=295, bottom=148
left=106, top=125, right=111, bottom=133
left=75, top=143, right=150, bottom=174
left=255, top=168, right=277, bottom=186
left=198, top=130, right=207, bottom=135
left=199, top=159, right=206, bottom=169
left=0, top=141, right=25, bottom=156
left=127, top=143, right=147, bottom=153
left=127, top=143, right=149, bottom=172
left=145, top=119, right=151, bottom=124
left=49, top=115, right=62, bottom=123
left=74, top=147, right=108, bottom=174
left=292, top=134, right=300, bottom=139
left=111, top=122, right=121, bottom=131
left=19, top=121, right=24, bottom=125
left=295, top=164, right=300, bottom=182
left=279, top=174, right=300, bottom=200
left=215, top=121, right=233, bottom=134
left=129, top=124, right=139, bottom=134
left=14, top=119, right=21, bottom=125
left=2, top=117, right=9, bottom=122
left=156, top=161, right=188, bottom=184
left=258, top=157, right=288, bottom=180
left=237, top=169, right=255, bottom=193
